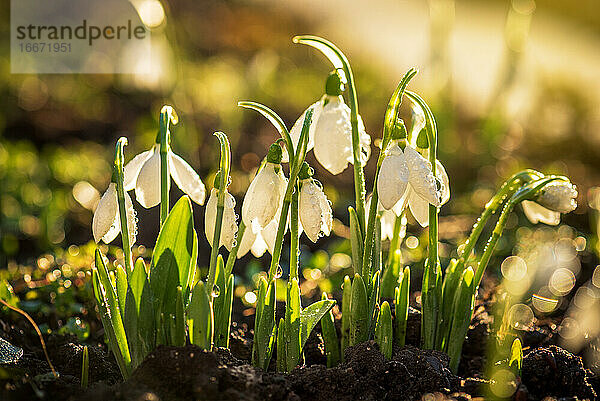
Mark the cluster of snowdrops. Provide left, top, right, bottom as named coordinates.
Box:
left=89, top=36, right=578, bottom=379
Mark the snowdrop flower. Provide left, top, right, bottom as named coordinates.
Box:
left=377, top=144, right=449, bottom=227
left=92, top=183, right=137, bottom=246
left=366, top=195, right=401, bottom=241
left=241, top=144, right=287, bottom=233
left=298, top=164, right=333, bottom=242
left=522, top=181, right=577, bottom=226
left=123, top=143, right=206, bottom=208
left=237, top=208, right=283, bottom=258
left=290, top=93, right=371, bottom=175
left=204, top=188, right=238, bottom=251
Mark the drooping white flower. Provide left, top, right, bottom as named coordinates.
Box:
left=522, top=181, right=577, bottom=226
left=377, top=144, right=449, bottom=227
left=204, top=188, right=238, bottom=251
left=92, top=183, right=137, bottom=246
left=241, top=162, right=287, bottom=233
left=366, top=196, right=400, bottom=241
left=290, top=96, right=371, bottom=175
left=237, top=203, right=285, bottom=258
left=299, top=179, right=333, bottom=242
left=123, top=144, right=206, bottom=208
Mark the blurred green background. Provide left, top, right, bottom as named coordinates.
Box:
left=1, top=0, right=599, bottom=272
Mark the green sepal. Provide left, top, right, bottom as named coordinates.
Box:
left=394, top=267, right=410, bottom=347
left=150, top=196, right=198, bottom=318
left=349, top=274, right=369, bottom=346
left=375, top=301, right=393, bottom=360
left=188, top=281, right=213, bottom=350
left=348, top=207, right=363, bottom=276
left=340, top=275, right=352, bottom=360
left=447, top=267, right=475, bottom=374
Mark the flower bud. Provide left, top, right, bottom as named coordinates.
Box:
left=536, top=181, right=577, bottom=213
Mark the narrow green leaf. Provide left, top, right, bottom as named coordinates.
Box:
left=174, top=286, right=186, bottom=347
left=276, top=318, right=286, bottom=373
left=350, top=274, right=369, bottom=346
left=80, top=345, right=89, bottom=388
left=285, top=278, right=302, bottom=371
left=320, top=292, right=340, bottom=368
left=115, top=265, right=127, bottom=321
left=95, top=250, right=131, bottom=376
left=447, top=267, right=475, bottom=374
left=300, top=299, right=336, bottom=349
left=394, top=267, right=410, bottom=347
left=367, top=270, right=381, bottom=339
left=215, top=274, right=234, bottom=348
left=349, top=207, right=363, bottom=276
left=438, top=258, right=462, bottom=350
left=213, top=255, right=229, bottom=347
left=341, top=275, right=352, bottom=360
left=421, top=258, right=441, bottom=350
left=150, top=196, right=197, bottom=317
left=252, top=277, right=268, bottom=366
left=381, top=247, right=401, bottom=299
left=255, top=278, right=276, bottom=370
left=188, top=281, right=213, bottom=350
left=375, top=301, right=393, bottom=360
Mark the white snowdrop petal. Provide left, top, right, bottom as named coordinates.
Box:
left=262, top=217, right=280, bottom=255
left=135, top=150, right=164, bottom=208
left=93, top=183, right=119, bottom=243
left=123, top=148, right=154, bottom=191
left=169, top=152, right=206, bottom=206
left=377, top=145, right=409, bottom=210
left=313, top=97, right=354, bottom=175
left=436, top=160, right=450, bottom=206
left=404, top=146, right=441, bottom=207
left=537, top=182, right=578, bottom=213
left=380, top=207, right=396, bottom=241
left=522, top=200, right=561, bottom=226
left=250, top=232, right=268, bottom=258
left=392, top=192, right=409, bottom=217
left=299, top=180, right=332, bottom=242
left=408, top=188, right=430, bottom=227
left=204, top=188, right=238, bottom=250
left=124, top=191, right=137, bottom=246
left=289, top=100, right=324, bottom=157
left=236, top=228, right=256, bottom=258
left=241, top=163, right=287, bottom=231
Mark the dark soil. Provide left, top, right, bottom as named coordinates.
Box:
left=0, top=298, right=598, bottom=401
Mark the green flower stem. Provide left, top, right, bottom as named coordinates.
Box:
left=474, top=176, right=565, bottom=288
left=293, top=35, right=366, bottom=236
left=362, top=69, right=417, bottom=280
left=387, top=212, right=407, bottom=268
left=268, top=108, right=313, bottom=280
left=458, top=169, right=542, bottom=267
left=207, top=132, right=231, bottom=292
left=113, top=137, right=133, bottom=273
left=158, top=106, right=178, bottom=226
left=224, top=220, right=245, bottom=277
left=405, top=91, right=440, bottom=349
left=290, top=183, right=300, bottom=280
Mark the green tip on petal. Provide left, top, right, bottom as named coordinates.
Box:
left=391, top=118, right=407, bottom=141
left=416, top=128, right=429, bottom=149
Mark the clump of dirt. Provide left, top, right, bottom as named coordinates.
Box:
left=521, top=345, right=597, bottom=400
left=82, top=341, right=459, bottom=401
